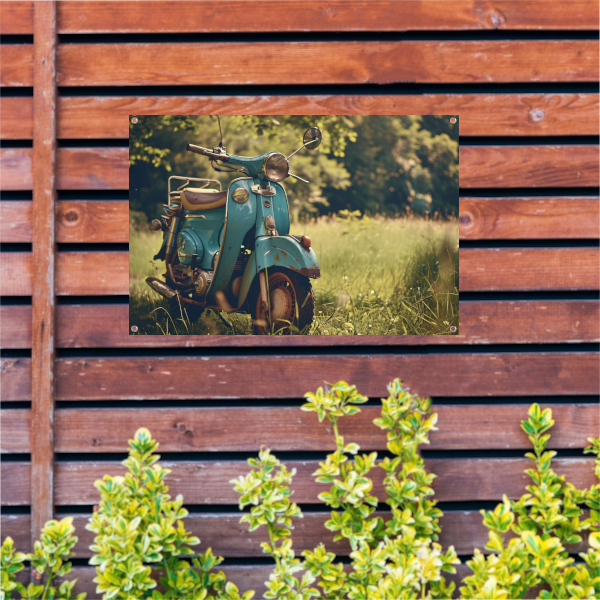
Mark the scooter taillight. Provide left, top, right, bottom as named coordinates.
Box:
left=301, top=235, right=311, bottom=248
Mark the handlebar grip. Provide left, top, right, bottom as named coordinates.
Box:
left=186, top=143, right=209, bottom=155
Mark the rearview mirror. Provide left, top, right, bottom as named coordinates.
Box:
left=303, top=127, right=322, bottom=150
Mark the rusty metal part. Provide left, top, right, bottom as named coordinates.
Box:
left=145, top=277, right=177, bottom=299
left=258, top=270, right=269, bottom=313
left=150, top=219, right=163, bottom=231
left=265, top=215, right=276, bottom=230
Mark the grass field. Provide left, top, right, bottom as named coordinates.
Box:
left=129, top=216, right=459, bottom=336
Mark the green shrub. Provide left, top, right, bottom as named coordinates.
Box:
left=1, top=381, right=598, bottom=600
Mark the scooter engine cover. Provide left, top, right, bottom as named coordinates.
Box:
left=176, top=229, right=204, bottom=266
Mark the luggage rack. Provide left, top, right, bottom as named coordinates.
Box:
left=167, top=176, right=222, bottom=210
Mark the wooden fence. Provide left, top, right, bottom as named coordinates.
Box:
left=1, top=1, right=599, bottom=597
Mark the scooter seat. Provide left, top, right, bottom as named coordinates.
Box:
left=181, top=188, right=227, bottom=211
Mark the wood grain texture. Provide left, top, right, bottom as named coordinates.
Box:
left=0, top=97, right=33, bottom=139
left=52, top=353, right=599, bottom=401
left=0, top=252, right=128, bottom=296
left=0, top=201, right=128, bottom=243
left=460, top=145, right=599, bottom=188
left=4, top=1, right=599, bottom=34
left=0, top=149, right=32, bottom=190
left=459, top=197, right=600, bottom=239
left=0, top=1, right=33, bottom=34
left=56, top=200, right=129, bottom=242
left=0, top=45, right=33, bottom=87
left=5, top=146, right=598, bottom=192
left=2, top=457, right=594, bottom=505
left=57, top=147, right=129, bottom=190
left=0, top=306, right=32, bottom=349
left=56, top=41, right=599, bottom=87
left=58, top=1, right=600, bottom=33
left=0, top=201, right=32, bottom=242
left=460, top=248, right=599, bottom=291
left=31, top=0, right=58, bottom=543
left=3, top=403, right=594, bottom=454
left=3, top=94, right=598, bottom=139
left=0, top=358, right=31, bottom=402
left=2, top=300, right=598, bottom=349
left=0, top=463, right=30, bottom=505
left=54, top=252, right=128, bottom=295
left=1, top=410, right=30, bottom=453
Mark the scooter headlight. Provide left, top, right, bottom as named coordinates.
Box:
left=262, top=152, right=289, bottom=182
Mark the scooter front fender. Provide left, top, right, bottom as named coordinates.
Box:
left=237, top=235, right=320, bottom=308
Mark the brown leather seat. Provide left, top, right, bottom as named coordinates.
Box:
left=181, top=188, right=227, bottom=211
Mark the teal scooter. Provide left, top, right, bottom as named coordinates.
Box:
left=145, top=125, right=322, bottom=334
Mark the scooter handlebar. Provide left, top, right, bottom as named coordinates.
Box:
left=186, top=143, right=229, bottom=161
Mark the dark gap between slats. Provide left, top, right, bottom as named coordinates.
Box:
left=460, top=239, right=600, bottom=248
left=461, top=188, right=600, bottom=197
left=460, top=291, right=599, bottom=300
left=0, top=243, right=32, bottom=252
left=58, top=82, right=600, bottom=96
left=52, top=448, right=589, bottom=462
left=0, top=140, right=33, bottom=148
left=58, top=139, right=129, bottom=147
left=460, top=135, right=599, bottom=145
left=58, top=190, right=129, bottom=201
left=0, top=454, right=30, bottom=462
left=52, top=394, right=600, bottom=410
left=0, top=401, right=31, bottom=409
left=57, top=242, right=129, bottom=252
left=53, top=343, right=600, bottom=358
left=0, top=192, right=33, bottom=201
left=0, top=88, right=33, bottom=97
left=57, top=30, right=600, bottom=43
left=0, top=506, right=30, bottom=515
left=0, top=35, right=33, bottom=44
left=0, top=296, right=32, bottom=305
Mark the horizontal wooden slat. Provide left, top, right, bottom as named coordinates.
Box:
left=0, top=409, right=30, bottom=453
left=2, top=509, right=588, bottom=559
left=56, top=147, right=129, bottom=190
left=0, top=200, right=127, bottom=243
left=0, top=148, right=32, bottom=190
left=55, top=200, right=128, bottom=242
left=56, top=41, right=599, bottom=87
left=2, top=301, right=597, bottom=350
left=0, top=201, right=32, bottom=242
left=2, top=404, right=596, bottom=454
left=1, top=463, right=27, bottom=504
left=2, top=457, right=593, bottom=505
left=3, top=1, right=599, bottom=34
left=2, top=94, right=598, bottom=140
left=0, top=97, right=33, bottom=139
left=3, top=353, right=597, bottom=402
left=460, top=248, right=599, bottom=291
left=460, top=197, right=600, bottom=239
left=0, top=252, right=128, bottom=296
left=55, top=1, right=600, bottom=34
left=0, top=45, right=32, bottom=87
left=460, top=145, right=599, bottom=188
left=3, top=146, right=598, bottom=192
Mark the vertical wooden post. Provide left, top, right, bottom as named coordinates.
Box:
left=31, top=0, right=57, bottom=548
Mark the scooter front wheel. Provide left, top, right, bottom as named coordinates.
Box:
left=249, top=268, right=315, bottom=335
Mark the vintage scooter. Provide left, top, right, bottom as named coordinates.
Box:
left=145, top=125, right=322, bottom=334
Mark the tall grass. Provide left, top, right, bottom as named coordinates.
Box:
left=129, top=216, right=459, bottom=335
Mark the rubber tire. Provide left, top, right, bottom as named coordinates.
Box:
left=248, top=268, right=315, bottom=335
left=168, top=293, right=204, bottom=323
